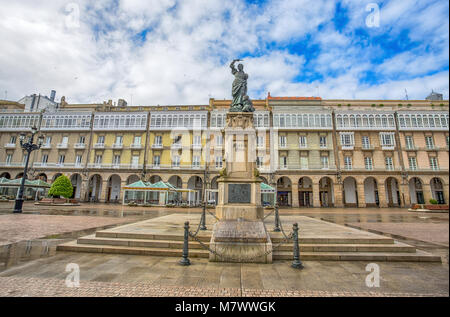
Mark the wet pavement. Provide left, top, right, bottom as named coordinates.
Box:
left=0, top=202, right=448, bottom=296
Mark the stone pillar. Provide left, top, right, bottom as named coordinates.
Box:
left=102, top=180, right=109, bottom=203
left=312, top=183, right=320, bottom=208
left=182, top=182, right=189, bottom=201
left=401, top=183, right=411, bottom=207
left=119, top=181, right=127, bottom=203
left=377, top=183, right=388, bottom=208
left=356, top=182, right=366, bottom=208
left=443, top=184, right=449, bottom=205
left=291, top=183, right=299, bottom=208
left=81, top=177, right=89, bottom=202
left=422, top=184, right=433, bottom=204
left=333, top=183, right=344, bottom=208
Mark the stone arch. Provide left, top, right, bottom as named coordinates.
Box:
left=37, top=173, right=47, bottom=182
left=187, top=176, right=203, bottom=203
left=363, top=177, right=379, bottom=207
left=210, top=176, right=219, bottom=189
left=0, top=172, right=11, bottom=179
left=298, top=177, right=313, bottom=207
left=149, top=175, right=162, bottom=184
left=409, top=177, right=424, bottom=205
left=168, top=175, right=182, bottom=189
left=385, top=177, right=400, bottom=207
left=430, top=177, right=445, bottom=204
left=319, top=176, right=334, bottom=207
left=51, top=173, right=63, bottom=182
left=126, top=174, right=140, bottom=185
left=343, top=177, right=358, bottom=207
left=277, top=176, right=292, bottom=207
left=15, top=172, right=24, bottom=179
left=107, top=174, right=121, bottom=202
left=88, top=174, right=102, bottom=202
left=70, top=173, right=83, bottom=199
left=259, top=176, right=269, bottom=184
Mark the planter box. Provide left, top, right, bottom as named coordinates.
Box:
left=412, top=204, right=449, bottom=210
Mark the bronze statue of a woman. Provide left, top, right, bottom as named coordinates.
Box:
left=230, top=59, right=254, bottom=112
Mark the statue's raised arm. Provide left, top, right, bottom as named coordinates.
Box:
left=230, top=59, right=241, bottom=74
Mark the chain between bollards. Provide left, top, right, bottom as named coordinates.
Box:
left=291, top=223, right=304, bottom=269
left=179, top=221, right=191, bottom=266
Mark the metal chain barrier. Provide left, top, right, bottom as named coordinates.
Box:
left=263, top=208, right=275, bottom=220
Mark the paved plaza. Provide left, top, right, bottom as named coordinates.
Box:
left=0, top=202, right=448, bottom=297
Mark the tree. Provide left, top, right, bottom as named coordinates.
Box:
left=49, top=175, right=73, bottom=199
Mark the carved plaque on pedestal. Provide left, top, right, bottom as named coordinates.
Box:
left=228, top=184, right=251, bottom=203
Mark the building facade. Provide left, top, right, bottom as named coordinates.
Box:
left=0, top=94, right=448, bottom=208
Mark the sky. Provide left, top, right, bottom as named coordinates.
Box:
left=0, top=0, right=448, bottom=105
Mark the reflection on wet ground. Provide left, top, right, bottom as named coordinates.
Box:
left=0, top=203, right=448, bottom=270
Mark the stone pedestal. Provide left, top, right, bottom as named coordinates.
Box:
left=209, top=112, right=272, bottom=263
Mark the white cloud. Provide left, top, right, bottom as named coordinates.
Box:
left=0, top=0, right=447, bottom=105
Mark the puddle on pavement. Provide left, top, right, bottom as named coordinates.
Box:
left=0, top=239, right=63, bottom=271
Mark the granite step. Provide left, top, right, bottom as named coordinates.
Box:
left=57, top=240, right=440, bottom=262
left=77, top=235, right=414, bottom=253
left=95, top=231, right=211, bottom=242
left=273, top=250, right=442, bottom=262
left=96, top=230, right=396, bottom=245
left=57, top=240, right=210, bottom=258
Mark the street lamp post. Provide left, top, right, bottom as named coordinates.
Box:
left=13, top=126, right=44, bottom=214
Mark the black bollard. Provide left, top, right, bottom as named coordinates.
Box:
left=291, top=223, right=304, bottom=269
left=200, top=203, right=207, bottom=231
left=179, top=221, right=191, bottom=266
left=273, top=205, right=281, bottom=232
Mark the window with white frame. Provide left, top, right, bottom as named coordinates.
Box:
left=61, top=136, right=69, bottom=145
left=113, top=155, right=121, bottom=165
left=75, top=155, right=82, bottom=166
left=132, top=156, right=139, bottom=167
left=95, top=155, right=102, bottom=165
left=364, top=157, right=373, bottom=170
left=192, top=156, right=200, bottom=167
left=408, top=157, right=417, bottom=170
left=340, top=133, right=354, bottom=147
left=344, top=156, right=352, bottom=170
left=97, top=136, right=105, bottom=144
left=6, top=154, right=12, bottom=164
left=94, top=113, right=147, bottom=129
left=362, top=136, right=370, bottom=149
left=405, top=136, right=414, bottom=149
left=78, top=136, right=85, bottom=144
left=58, top=155, right=65, bottom=165
left=172, top=155, right=181, bottom=167
left=425, top=136, right=434, bottom=149
left=256, top=156, right=263, bottom=168
left=115, top=136, right=123, bottom=145
left=9, top=136, right=16, bottom=144
left=257, top=136, right=264, bottom=148
left=446, top=135, right=449, bottom=148
left=193, top=135, right=201, bottom=146
left=280, top=156, right=287, bottom=168
left=216, top=135, right=223, bottom=146
left=273, top=113, right=332, bottom=128
left=385, top=157, right=394, bottom=170
left=380, top=133, right=395, bottom=147
left=42, top=154, right=48, bottom=164
left=154, top=135, right=162, bottom=145
left=429, top=157, right=439, bottom=170
left=279, top=136, right=287, bottom=147
left=0, top=114, right=40, bottom=130
left=153, top=155, right=160, bottom=167
left=45, top=136, right=52, bottom=145
left=319, top=136, right=327, bottom=148
left=215, top=156, right=223, bottom=169
left=299, top=136, right=307, bottom=148
left=321, top=156, right=329, bottom=169
left=133, top=136, right=141, bottom=146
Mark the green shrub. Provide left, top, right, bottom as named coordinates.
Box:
left=429, top=199, right=438, bottom=205
left=48, top=175, right=73, bottom=199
